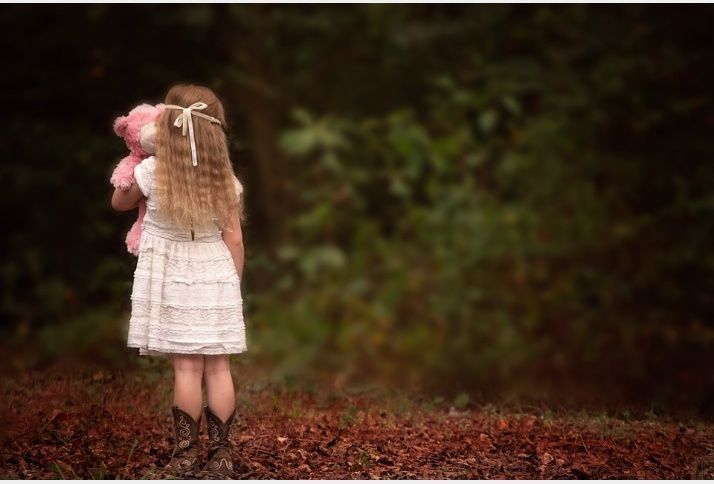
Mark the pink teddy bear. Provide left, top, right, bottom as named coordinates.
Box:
left=111, top=103, right=164, bottom=256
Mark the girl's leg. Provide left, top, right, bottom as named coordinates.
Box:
left=171, top=353, right=205, bottom=421
left=203, top=354, right=235, bottom=422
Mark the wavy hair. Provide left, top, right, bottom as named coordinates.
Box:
left=154, top=84, right=244, bottom=231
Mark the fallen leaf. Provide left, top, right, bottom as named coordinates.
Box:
left=540, top=452, right=554, bottom=465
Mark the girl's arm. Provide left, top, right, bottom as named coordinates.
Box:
left=222, top=212, right=244, bottom=280
left=111, top=183, right=144, bottom=212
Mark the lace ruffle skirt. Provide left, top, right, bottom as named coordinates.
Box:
left=127, top=229, right=247, bottom=356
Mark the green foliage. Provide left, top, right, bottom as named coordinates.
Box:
left=453, top=392, right=471, bottom=410
left=247, top=6, right=714, bottom=404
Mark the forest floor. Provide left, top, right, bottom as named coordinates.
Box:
left=1, top=358, right=713, bottom=480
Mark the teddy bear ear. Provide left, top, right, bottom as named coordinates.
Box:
left=113, top=115, right=128, bottom=137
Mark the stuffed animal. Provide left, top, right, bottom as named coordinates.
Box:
left=111, top=103, right=164, bottom=255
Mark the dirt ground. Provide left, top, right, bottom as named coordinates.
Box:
left=1, top=359, right=713, bottom=479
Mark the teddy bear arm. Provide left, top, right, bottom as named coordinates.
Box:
left=110, top=154, right=143, bottom=190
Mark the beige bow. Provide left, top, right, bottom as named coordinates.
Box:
left=165, top=102, right=222, bottom=166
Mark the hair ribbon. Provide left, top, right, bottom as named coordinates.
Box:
left=164, top=102, right=222, bottom=167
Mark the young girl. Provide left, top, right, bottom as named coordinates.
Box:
left=111, top=84, right=247, bottom=478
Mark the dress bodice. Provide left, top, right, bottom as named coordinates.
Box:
left=133, top=156, right=242, bottom=242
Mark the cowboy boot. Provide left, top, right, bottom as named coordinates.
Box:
left=198, top=405, right=237, bottom=478
left=163, top=405, right=202, bottom=476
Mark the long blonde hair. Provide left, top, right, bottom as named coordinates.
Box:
left=154, top=84, right=244, bottom=231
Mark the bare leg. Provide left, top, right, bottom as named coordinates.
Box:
left=171, top=353, right=205, bottom=421
left=204, top=355, right=236, bottom=422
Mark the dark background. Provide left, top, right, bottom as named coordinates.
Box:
left=2, top=4, right=714, bottom=416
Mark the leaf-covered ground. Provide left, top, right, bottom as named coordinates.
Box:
left=1, top=359, right=713, bottom=479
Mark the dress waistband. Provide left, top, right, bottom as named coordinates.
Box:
left=143, top=225, right=223, bottom=243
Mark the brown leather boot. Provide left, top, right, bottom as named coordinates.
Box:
left=198, top=405, right=237, bottom=478
left=163, top=405, right=202, bottom=477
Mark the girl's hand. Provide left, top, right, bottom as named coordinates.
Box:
left=111, top=182, right=144, bottom=211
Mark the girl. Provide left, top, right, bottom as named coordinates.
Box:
left=111, top=84, right=247, bottom=478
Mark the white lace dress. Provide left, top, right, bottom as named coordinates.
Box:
left=126, top=156, right=247, bottom=356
